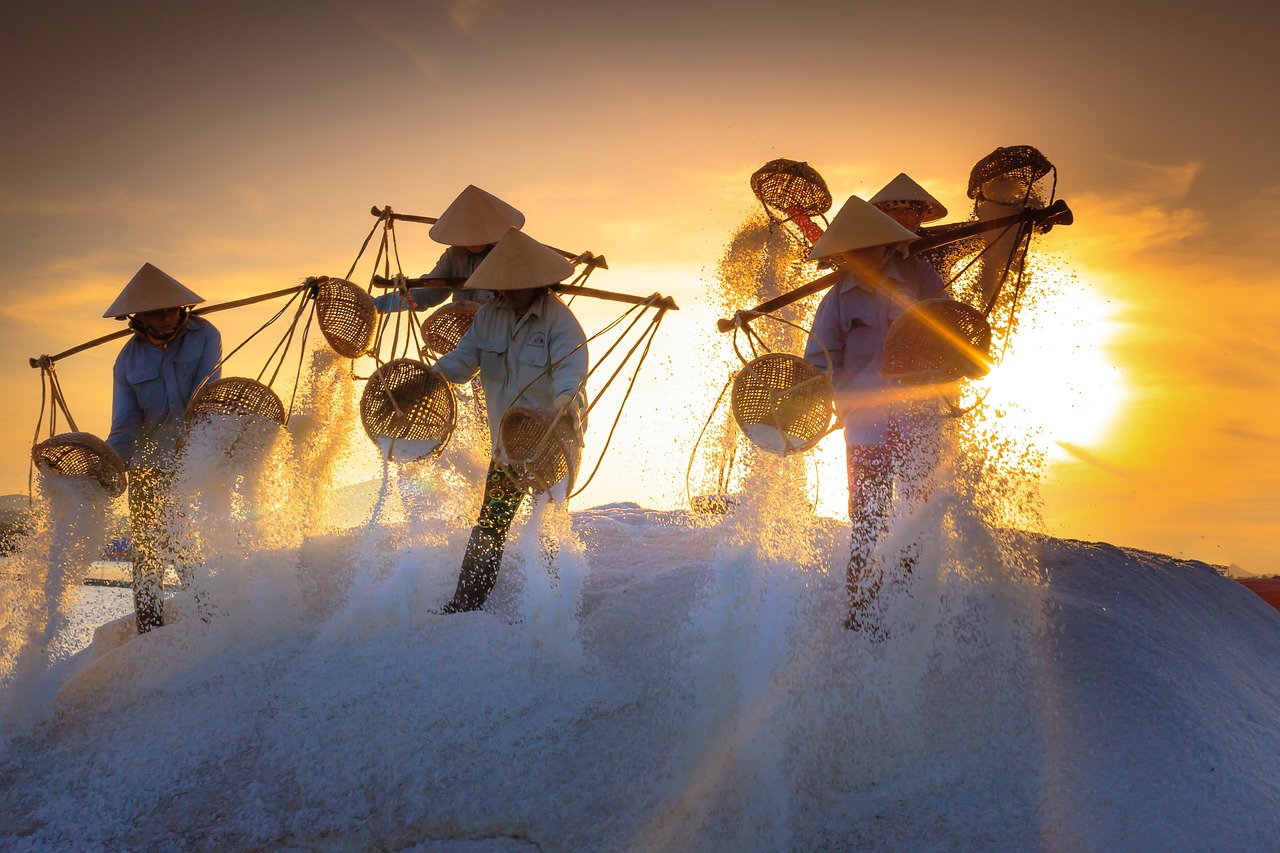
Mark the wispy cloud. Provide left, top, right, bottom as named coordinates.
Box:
left=514, top=179, right=618, bottom=205
left=1056, top=441, right=1132, bottom=479
left=1068, top=196, right=1207, bottom=263
left=0, top=188, right=178, bottom=218
left=344, top=0, right=499, bottom=81
left=1218, top=422, right=1280, bottom=447
left=1064, top=157, right=1208, bottom=262
left=1100, top=156, right=1202, bottom=199
left=346, top=7, right=444, bottom=80
left=0, top=237, right=312, bottom=329
left=449, top=0, right=493, bottom=35
left=0, top=253, right=136, bottom=332
left=231, top=184, right=271, bottom=218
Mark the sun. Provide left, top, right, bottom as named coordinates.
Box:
left=978, top=258, right=1126, bottom=455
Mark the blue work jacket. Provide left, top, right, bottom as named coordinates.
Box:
left=804, top=254, right=945, bottom=446
left=106, top=315, right=222, bottom=465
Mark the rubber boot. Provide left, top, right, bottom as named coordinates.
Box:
left=439, top=526, right=504, bottom=613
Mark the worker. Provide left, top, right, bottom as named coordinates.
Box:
left=803, top=197, right=944, bottom=634
left=431, top=228, right=588, bottom=613
left=104, top=263, right=221, bottom=633
left=374, top=185, right=525, bottom=312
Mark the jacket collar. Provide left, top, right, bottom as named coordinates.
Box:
left=837, top=261, right=907, bottom=295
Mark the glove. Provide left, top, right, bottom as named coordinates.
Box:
left=553, top=393, right=575, bottom=412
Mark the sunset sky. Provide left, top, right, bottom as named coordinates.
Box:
left=2, top=0, right=1276, bottom=572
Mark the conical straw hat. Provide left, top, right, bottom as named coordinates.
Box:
left=429, top=185, right=526, bottom=246
left=103, top=263, right=205, bottom=318
left=869, top=173, right=948, bottom=222
left=807, top=196, right=921, bottom=261
left=464, top=228, right=574, bottom=291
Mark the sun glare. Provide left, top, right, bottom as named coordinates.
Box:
left=810, top=256, right=1127, bottom=520
left=980, top=259, right=1126, bottom=455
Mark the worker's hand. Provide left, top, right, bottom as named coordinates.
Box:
left=391, top=273, right=419, bottom=309
left=553, top=393, right=581, bottom=439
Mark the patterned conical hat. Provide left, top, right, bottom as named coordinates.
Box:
left=428, top=185, right=526, bottom=246
left=102, top=263, right=205, bottom=318
left=869, top=173, right=948, bottom=222
left=464, top=228, right=573, bottom=291
left=807, top=197, right=921, bottom=261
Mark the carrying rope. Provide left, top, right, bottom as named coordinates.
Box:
left=685, top=373, right=738, bottom=510
left=28, top=359, right=81, bottom=504
left=569, top=305, right=667, bottom=498
left=499, top=294, right=671, bottom=498
left=685, top=309, right=840, bottom=506
left=352, top=209, right=427, bottom=374
left=191, top=286, right=312, bottom=411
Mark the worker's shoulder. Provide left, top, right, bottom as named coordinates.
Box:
left=185, top=314, right=222, bottom=340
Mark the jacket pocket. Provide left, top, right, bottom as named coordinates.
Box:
left=516, top=343, right=548, bottom=368
left=125, top=362, right=165, bottom=420
left=126, top=363, right=161, bottom=384
left=478, top=341, right=507, bottom=387
left=842, top=322, right=881, bottom=372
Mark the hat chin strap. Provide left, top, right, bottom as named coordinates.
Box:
left=129, top=307, right=191, bottom=346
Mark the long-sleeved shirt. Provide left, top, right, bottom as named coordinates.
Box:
left=433, top=292, right=588, bottom=456
left=804, top=253, right=945, bottom=446
left=106, top=315, right=222, bottom=465
left=373, top=245, right=495, bottom=312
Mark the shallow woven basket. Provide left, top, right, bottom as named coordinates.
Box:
left=360, top=358, right=456, bottom=448
left=750, top=159, right=833, bottom=221
left=967, top=145, right=1054, bottom=206
left=31, top=432, right=128, bottom=498
left=731, top=353, right=834, bottom=456
left=421, top=301, right=479, bottom=357
left=186, top=377, right=287, bottom=426
left=499, top=406, right=580, bottom=495
left=314, top=277, right=377, bottom=358
left=882, top=299, right=993, bottom=384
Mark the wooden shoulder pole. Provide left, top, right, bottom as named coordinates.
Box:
left=30, top=282, right=314, bottom=368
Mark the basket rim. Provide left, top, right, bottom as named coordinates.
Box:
left=31, top=431, right=129, bottom=497
left=498, top=404, right=579, bottom=494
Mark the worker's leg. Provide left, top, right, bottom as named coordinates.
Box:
left=845, top=444, right=892, bottom=633
left=128, top=466, right=172, bottom=633
left=440, top=462, right=526, bottom=613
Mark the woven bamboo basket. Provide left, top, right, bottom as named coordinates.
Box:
left=967, top=145, right=1055, bottom=207
left=186, top=377, right=287, bottom=426
left=31, top=432, right=128, bottom=498
left=314, top=277, right=376, bottom=358
left=750, top=159, right=832, bottom=221
left=421, top=301, right=479, bottom=357
left=360, top=359, right=456, bottom=456
left=882, top=299, right=992, bottom=384
left=731, top=353, right=835, bottom=456
left=499, top=406, right=580, bottom=495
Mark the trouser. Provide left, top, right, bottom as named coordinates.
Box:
left=441, top=462, right=527, bottom=612
left=845, top=444, right=893, bottom=630
left=128, top=466, right=174, bottom=634
left=890, top=406, right=941, bottom=514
